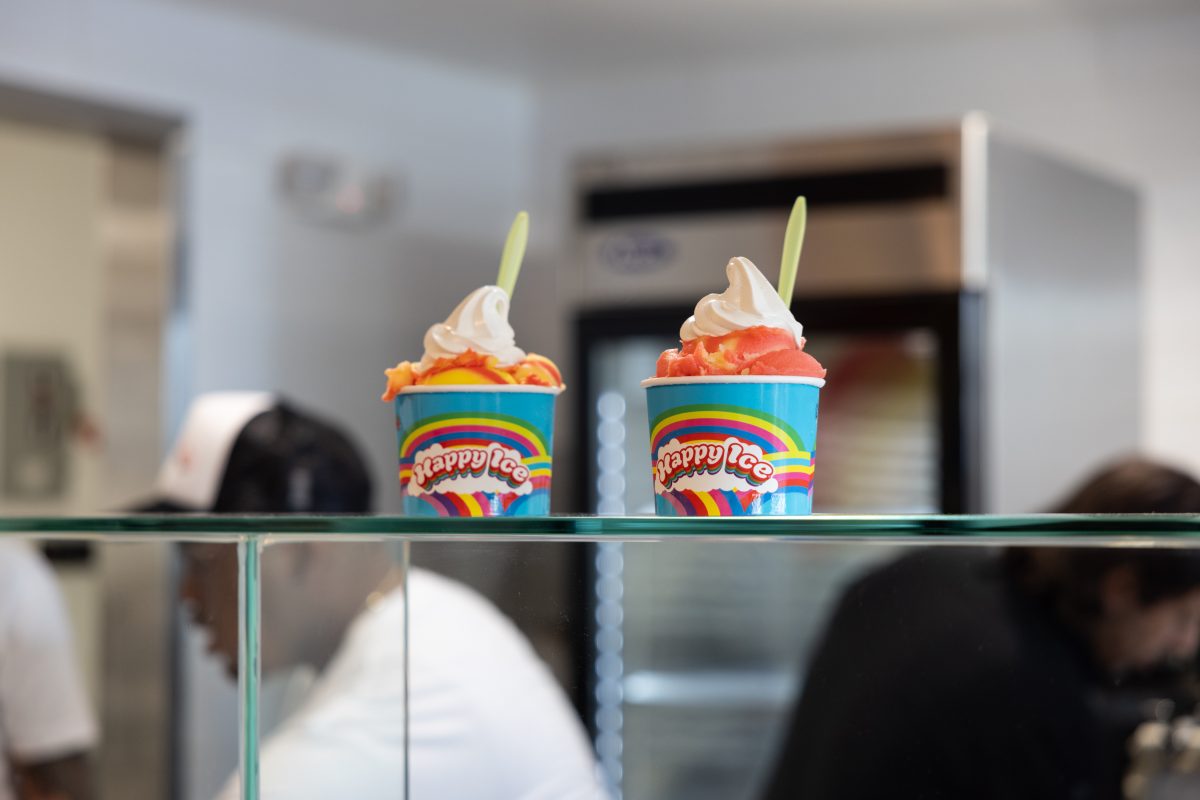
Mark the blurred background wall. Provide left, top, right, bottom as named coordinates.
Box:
left=526, top=9, right=1200, bottom=482
left=2, top=0, right=1196, bottom=489
left=0, top=0, right=536, bottom=518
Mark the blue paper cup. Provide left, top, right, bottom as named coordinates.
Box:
left=393, top=385, right=560, bottom=517
left=642, top=376, right=823, bottom=516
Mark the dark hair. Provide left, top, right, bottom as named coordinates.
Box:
left=1051, top=457, right=1200, bottom=515
left=1009, top=457, right=1200, bottom=614
left=212, top=402, right=372, bottom=513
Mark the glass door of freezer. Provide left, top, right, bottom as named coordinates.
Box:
left=584, top=329, right=943, bottom=516
left=574, top=295, right=971, bottom=799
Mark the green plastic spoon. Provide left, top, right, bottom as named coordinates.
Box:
left=497, top=211, right=529, bottom=298
left=777, top=197, right=806, bottom=302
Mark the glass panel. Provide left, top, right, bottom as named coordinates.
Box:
left=5, top=520, right=1200, bottom=799
left=99, top=539, right=174, bottom=800
left=414, top=535, right=1200, bottom=800
left=5, top=514, right=1200, bottom=541
left=614, top=540, right=899, bottom=799
left=0, top=535, right=247, bottom=800
left=0, top=537, right=105, bottom=799
left=406, top=540, right=607, bottom=799
left=757, top=544, right=1200, bottom=800
left=175, top=539, right=252, bottom=800
left=238, top=540, right=260, bottom=800
left=256, top=539, right=408, bottom=799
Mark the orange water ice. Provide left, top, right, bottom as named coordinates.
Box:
left=382, top=351, right=562, bottom=401
left=656, top=325, right=825, bottom=379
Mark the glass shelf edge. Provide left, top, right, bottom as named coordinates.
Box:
left=0, top=514, right=1199, bottom=542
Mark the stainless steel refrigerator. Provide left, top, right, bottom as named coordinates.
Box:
left=568, top=116, right=1140, bottom=798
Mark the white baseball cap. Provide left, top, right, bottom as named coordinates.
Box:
left=153, top=391, right=277, bottom=511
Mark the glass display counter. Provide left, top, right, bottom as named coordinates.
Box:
left=3, top=514, right=1200, bottom=800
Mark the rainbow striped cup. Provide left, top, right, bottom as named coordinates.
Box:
left=642, top=376, right=823, bottom=516
left=393, top=385, right=561, bottom=517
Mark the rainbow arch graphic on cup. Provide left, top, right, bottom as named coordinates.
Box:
left=398, top=411, right=551, bottom=516
left=650, top=403, right=814, bottom=516
left=400, top=411, right=548, bottom=465
left=410, top=484, right=550, bottom=517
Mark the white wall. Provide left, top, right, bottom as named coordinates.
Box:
left=531, top=9, right=1200, bottom=485
left=0, top=0, right=536, bottom=516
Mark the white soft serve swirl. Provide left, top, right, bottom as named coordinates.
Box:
left=680, top=257, right=804, bottom=345
left=420, top=285, right=526, bottom=369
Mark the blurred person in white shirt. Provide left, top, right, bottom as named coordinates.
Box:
left=143, top=392, right=606, bottom=800
left=0, top=541, right=95, bottom=800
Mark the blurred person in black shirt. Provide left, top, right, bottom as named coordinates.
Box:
left=762, top=457, right=1200, bottom=800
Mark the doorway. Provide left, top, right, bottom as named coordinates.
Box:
left=0, top=82, right=181, bottom=800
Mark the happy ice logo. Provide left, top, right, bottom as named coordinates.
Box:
left=409, top=443, right=532, bottom=497
left=647, top=403, right=816, bottom=508
left=398, top=410, right=552, bottom=503
left=654, top=437, right=778, bottom=494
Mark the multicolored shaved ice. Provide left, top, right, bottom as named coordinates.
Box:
left=656, top=325, right=825, bottom=379
left=382, top=351, right=562, bottom=401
